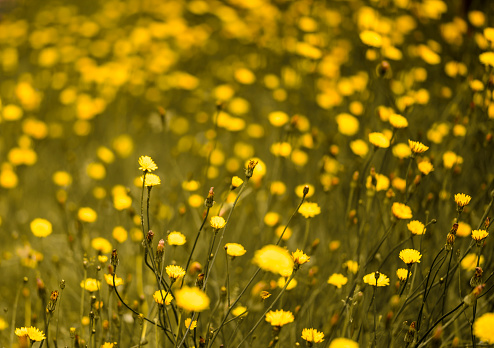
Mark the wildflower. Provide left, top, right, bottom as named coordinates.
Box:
left=302, top=328, right=325, bottom=343
left=15, top=326, right=46, bottom=341
left=167, top=231, right=186, bottom=246
left=454, top=193, right=471, bottom=208
left=175, top=286, right=210, bottom=312
left=328, top=338, right=359, bottom=348
left=392, top=143, right=412, bottom=159
left=138, top=156, right=157, bottom=172
left=103, top=274, right=123, bottom=287
left=265, top=309, right=294, bottom=327
left=408, top=140, right=429, bottom=154
left=457, top=222, right=472, bottom=237
left=140, top=173, right=161, bottom=186
left=166, top=265, right=186, bottom=281
left=472, top=229, right=489, bottom=243
left=407, top=220, right=426, bottom=235
left=91, top=237, right=112, bottom=254
left=153, top=290, right=173, bottom=305
left=396, top=268, right=411, bottom=281
left=359, top=30, right=383, bottom=47
left=0, top=317, right=8, bottom=330
left=271, top=181, right=287, bottom=195
left=260, top=291, right=271, bottom=300
left=296, top=184, right=314, bottom=198
left=389, top=113, right=408, bottom=128
left=479, top=52, right=494, bottom=67
left=464, top=284, right=485, bottom=306
left=418, top=161, right=434, bottom=175
left=80, top=279, right=100, bottom=292
left=344, top=260, right=359, bottom=274
left=363, top=271, right=390, bottom=287
left=232, top=306, right=248, bottom=317
left=210, top=216, right=226, bottom=230
left=443, top=151, right=463, bottom=169
left=205, top=187, right=215, bottom=208
left=350, top=139, right=369, bottom=158
left=327, top=273, right=348, bottom=288
left=52, top=171, right=72, bottom=186
left=366, top=173, right=389, bottom=191
left=473, top=312, right=494, bottom=343
left=101, top=343, right=115, bottom=348
left=369, top=132, right=390, bottom=148
left=399, top=249, right=422, bottom=265
left=335, top=113, right=359, bottom=136
left=225, top=243, right=246, bottom=257
left=392, top=202, right=413, bottom=219
left=461, top=253, right=484, bottom=271
left=253, top=244, right=293, bottom=277
left=30, top=218, right=52, bottom=238
left=299, top=202, right=321, bottom=218
left=112, top=226, right=128, bottom=243
left=277, top=277, right=298, bottom=290
left=78, top=207, right=97, bottom=222
left=231, top=176, right=243, bottom=189
left=292, top=249, right=310, bottom=266
left=268, top=111, right=289, bottom=127
left=184, top=318, right=197, bottom=330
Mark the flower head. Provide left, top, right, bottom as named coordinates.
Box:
left=265, top=309, right=294, bottom=327
left=184, top=318, right=197, bottom=330
left=210, top=216, right=226, bottom=230
left=299, top=202, right=321, bottom=218
left=292, top=249, right=310, bottom=266
left=167, top=231, right=186, bottom=246
left=140, top=173, right=161, bottom=186
left=103, top=274, right=123, bottom=287
left=153, top=290, right=173, bottom=305
left=327, top=273, right=348, bottom=288
left=363, top=271, right=390, bottom=287
left=166, top=265, right=186, bottom=281
left=408, top=140, right=429, bottom=154
left=231, top=176, right=243, bottom=189
left=253, top=245, right=293, bottom=277
left=328, top=338, right=359, bottom=348
left=472, top=229, right=489, bottom=242
left=78, top=207, right=97, bottom=222
left=399, top=249, right=422, bottom=265
left=389, top=113, right=408, bottom=128
left=225, top=243, right=246, bottom=257
left=138, top=156, right=157, bottom=172
left=396, top=268, right=411, bottom=281
left=473, top=312, right=494, bottom=343
left=175, top=286, right=210, bottom=312
left=418, top=161, right=434, bottom=175
left=369, top=132, right=390, bottom=148
left=407, top=220, right=426, bottom=235
left=30, top=218, right=52, bottom=238
left=302, top=328, right=325, bottom=343
left=454, top=193, right=471, bottom=208
left=15, top=326, right=46, bottom=341
left=80, top=278, right=100, bottom=292
left=392, top=202, right=413, bottom=219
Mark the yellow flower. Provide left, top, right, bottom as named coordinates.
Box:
left=52, top=171, right=72, bottom=186
left=0, top=317, right=8, bottom=330
left=418, top=161, right=434, bottom=175
left=407, top=220, right=426, bottom=235
left=454, top=193, right=471, bottom=207
left=225, top=243, right=246, bottom=257
left=167, top=231, right=186, bottom=246
left=292, top=249, right=310, bottom=266
left=363, top=271, right=390, bottom=287
left=210, top=216, right=226, bottom=229
left=399, top=249, right=422, bottom=265
left=327, top=273, right=348, bottom=289
left=153, top=290, right=173, bottom=305
left=264, top=212, right=280, bottom=226
left=265, top=309, right=294, bottom=327
left=80, top=279, right=100, bottom=292
left=30, top=218, right=52, bottom=238
left=277, top=277, right=298, bottom=290
left=359, top=30, right=383, bottom=47
left=112, top=226, right=128, bottom=243
left=335, top=113, right=359, bottom=136
left=366, top=173, right=389, bottom=191
left=232, top=305, right=248, bottom=317
left=138, top=156, right=157, bottom=172
left=78, top=207, right=97, bottom=222
left=182, top=180, right=200, bottom=191
left=392, top=202, right=412, bottom=219
left=461, top=253, right=484, bottom=271
left=473, top=312, right=494, bottom=344
left=344, top=260, right=359, bottom=274
left=392, top=143, right=412, bottom=159
left=302, top=328, right=325, bottom=343
left=253, top=245, right=294, bottom=277
left=396, top=268, right=411, bottom=281
left=443, top=151, right=463, bottom=169
left=328, top=337, right=359, bottom=348
left=270, top=181, right=287, bottom=195
left=368, top=132, right=390, bottom=148
left=408, top=140, right=429, bottom=154
left=175, top=286, right=210, bottom=312
left=472, top=229, right=489, bottom=242
left=15, top=326, right=46, bottom=341
left=103, top=274, right=123, bottom=287
left=101, top=343, right=115, bottom=348
left=91, top=237, right=112, bottom=254
left=140, top=173, right=161, bottom=186
left=184, top=318, right=197, bottom=330
left=231, top=176, right=244, bottom=189
left=350, top=139, right=369, bottom=158
left=165, top=265, right=186, bottom=280
left=479, top=52, right=494, bottom=67
left=268, top=111, right=289, bottom=127
left=299, top=202, right=321, bottom=218
left=389, top=113, right=408, bottom=128
left=457, top=222, right=472, bottom=237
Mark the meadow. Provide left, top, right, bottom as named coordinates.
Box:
left=1, top=0, right=494, bottom=347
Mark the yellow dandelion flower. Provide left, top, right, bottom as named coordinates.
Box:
left=335, top=113, right=359, bottom=136
left=344, top=260, right=359, bottom=274
left=0, top=317, right=8, bottom=331
left=359, top=30, right=383, bottom=47
left=52, top=171, right=72, bottom=186
left=265, top=309, right=294, bottom=327
left=299, top=202, right=321, bottom=218
left=472, top=229, right=489, bottom=242
left=363, top=271, right=390, bottom=287
left=399, top=249, right=422, bottom=265
left=473, top=313, right=494, bottom=344
left=30, top=218, right=52, bottom=238
left=275, top=225, right=292, bottom=240
left=166, top=265, right=186, bottom=280
left=268, top=111, right=289, bottom=127
left=369, top=132, right=390, bottom=148
left=138, top=156, right=157, bottom=172
left=366, top=173, right=389, bottom=191
left=407, top=220, right=426, bottom=235
left=389, top=113, right=408, bottom=128
left=443, top=151, right=463, bottom=169
left=408, top=140, right=429, bottom=154
left=15, top=326, right=46, bottom=341
left=167, top=231, right=186, bottom=246
left=264, top=212, right=280, bottom=226
left=461, top=253, right=484, bottom=271
left=101, top=343, right=115, bottom=348
left=232, top=305, right=248, bottom=317
left=457, top=222, right=472, bottom=237
left=277, top=277, right=298, bottom=290
left=98, top=255, right=108, bottom=263
left=153, top=290, right=173, bottom=305
left=396, top=268, right=411, bottom=281
left=225, top=243, right=246, bottom=257
left=140, top=173, right=161, bottom=186
left=231, top=176, right=243, bottom=189
left=103, top=274, right=123, bottom=287
left=392, top=143, right=412, bottom=159
left=479, top=52, right=494, bottom=67
left=210, top=216, right=226, bottom=229
left=182, top=180, right=200, bottom=191
left=392, top=202, right=412, bottom=219
left=175, top=286, right=210, bottom=312
left=292, top=249, right=310, bottom=266
left=80, top=278, right=100, bottom=292
left=302, top=328, right=325, bottom=343
left=253, top=245, right=294, bottom=277
left=112, top=226, right=128, bottom=243
left=184, top=318, right=197, bottom=330
left=327, top=273, right=348, bottom=289
left=454, top=193, right=471, bottom=207
left=350, top=139, right=369, bottom=158
left=328, top=337, right=359, bottom=348
left=78, top=207, right=97, bottom=223
left=91, top=237, right=112, bottom=254
left=418, top=161, right=434, bottom=175
left=260, top=291, right=271, bottom=300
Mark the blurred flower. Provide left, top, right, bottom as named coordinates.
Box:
left=138, top=156, right=157, bottom=172
left=363, top=272, right=389, bottom=287
left=392, top=202, right=412, bottom=219
left=78, top=207, right=97, bottom=222
left=350, top=139, right=369, bottom=158
left=91, top=238, right=112, bottom=254
left=396, top=268, right=411, bottom=281
left=141, top=173, right=161, bottom=187
left=30, top=218, right=52, bottom=238
left=103, top=274, right=123, bottom=287
left=328, top=338, right=358, bottom=348
left=265, top=309, right=294, bottom=327
left=52, top=171, right=72, bottom=186
left=389, top=114, right=408, bottom=128
left=253, top=245, right=293, bottom=277
left=175, top=286, right=210, bottom=312
left=407, top=220, right=426, bottom=235
left=418, top=161, right=434, bottom=175
left=336, top=113, right=359, bottom=136
left=225, top=243, right=246, bottom=257
left=299, top=202, right=321, bottom=218
left=399, top=249, right=422, bottom=265
left=461, top=253, right=484, bottom=271
left=369, top=132, right=390, bottom=148
left=473, top=313, right=494, bottom=343
left=277, top=277, right=298, bottom=290
left=112, top=226, right=128, bottom=243
left=268, top=111, right=289, bottom=127
left=443, top=151, right=463, bottom=169
left=167, top=231, right=186, bottom=246
left=231, top=176, right=243, bottom=189
left=153, top=290, right=173, bottom=305
left=327, top=273, right=348, bottom=288
left=184, top=318, right=197, bottom=330
left=292, top=249, right=310, bottom=266
left=360, top=30, right=383, bottom=47
left=232, top=306, right=248, bottom=317
left=302, top=328, right=325, bottom=343
left=80, top=279, right=100, bottom=292
left=457, top=222, right=472, bottom=237
left=344, top=260, right=359, bottom=274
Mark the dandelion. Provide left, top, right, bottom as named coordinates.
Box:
left=80, top=279, right=100, bottom=292
left=396, top=268, right=411, bottom=281
left=140, top=173, right=161, bottom=186
left=265, top=309, right=294, bottom=327
left=363, top=272, right=390, bottom=287
left=392, top=202, right=413, bottom=219
left=153, top=290, right=173, bottom=305
left=328, top=338, right=359, bottom=348
left=454, top=193, right=471, bottom=208
left=165, top=265, right=186, bottom=281
left=138, top=155, right=157, bottom=172
left=344, top=260, right=359, bottom=274
left=15, top=326, right=46, bottom=341
left=369, top=132, right=390, bottom=148
left=184, top=318, right=197, bottom=330
left=91, top=237, right=112, bottom=254
left=277, top=277, right=298, bottom=290
left=359, top=30, right=383, bottom=47
left=175, top=286, right=210, bottom=312
left=418, top=161, right=434, bottom=175
left=225, top=243, right=246, bottom=257
left=253, top=245, right=294, bottom=277
left=167, top=231, right=186, bottom=246
left=231, top=176, right=243, bottom=189
left=399, top=249, right=422, bottom=265
left=473, top=312, right=494, bottom=343
left=302, top=328, right=325, bottom=343
left=389, top=113, right=408, bottom=128
left=408, top=140, right=429, bottom=154
left=461, top=253, right=484, bottom=271
left=260, top=291, right=271, bottom=300
left=78, top=207, right=97, bottom=222
left=299, top=202, right=321, bottom=218
left=350, top=139, right=369, bottom=158
left=232, top=305, right=248, bottom=317
left=30, top=218, right=52, bottom=238
left=210, top=216, right=226, bottom=229
left=407, top=220, right=426, bottom=235
left=101, top=343, right=115, bottom=348
left=327, top=273, right=348, bottom=288
left=472, top=229, right=489, bottom=243
left=292, top=249, right=310, bottom=266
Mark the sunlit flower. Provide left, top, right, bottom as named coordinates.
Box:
left=461, top=253, right=484, bottom=271
left=265, top=309, right=294, bottom=327
left=454, top=193, right=471, bottom=207
left=302, top=328, right=325, bottom=343
left=327, top=273, right=348, bottom=288
left=167, top=231, right=186, bottom=246
left=15, top=326, right=46, bottom=341
left=253, top=245, right=293, bottom=277
left=389, top=113, right=408, bottom=128
left=328, top=337, right=359, bottom=348
left=153, top=290, right=173, bottom=305
left=78, top=207, right=97, bottom=222
left=350, top=139, right=369, bottom=158
left=184, top=318, right=197, bottom=330
left=80, top=278, right=100, bottom=292
left=344, top=260, right=359, bottom=274
left=140, top=173, right=161, bottom=186
left=231, top=176, right=244, bottom=189
left=30, top=218, right=52, bottom=238
left=408, top=140, right=429, bottom=154
left=166, top=265, right=186, bottom=281
left=392, top=202, right=412, bottom=219
left=292, top=249, right=310, bottom=266
left=418, top=161, right=434, bottom=175
left=277, top=277, right=298, bottom=290
left=299, top=202, right=321, bottom=218
left=210, top=216, right=226, bottom=229
left=407, top=220, right=426, bottom=235
left=232, top=305, right=248, bottom=317
left=225, top=243, right=246, bottom=257
left=473, top=312, right=494, bottom=343
left=91, top=237, right=112, bottom=254
left=363, top=271, right=390, bottom=287
left=101, top=343, right=115, bottom=348
left=138, top=156, right=157, bottom=172
left=175, top=286, right=210, bottom=312
left=399, top=249, right=422, bottom=265
left=103, top=274, right=123, bottom=287
left=457, top=222, right=472, bottom=237
left=472, top=229, right=489, bottom=242
left=396, top=268, right=411, bottom=281
left=369, top=132, right=390, bottom=148
left=359, top=30, right=383, bottom=47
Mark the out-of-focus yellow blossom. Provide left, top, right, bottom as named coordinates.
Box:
left=461, top=253, right=483, bottom=271
left=327, top=273, right=348, bottom=288
left=277, top=277, right=297, bottom=290
left=91, top=238, right=112, bottom=254
left=392, top=202, right=412, bottom=219
left=328, top=338, right=359, bottom=348
left=270, top=181, right=286, bottom=195
left=104, top=274, right=123, bottom=287
left=360, top=30, right=383, bottom=47
left=30, top=218, right=52, bottom=238
left=168, top=232, right=186, bottom=246
left=264, top=212, right=280, bottom=227
left=253, top=245, right=293, bottom=277
left=369, top=132, right=390, bottom=148
left=389, top=113, right=408, bottom=128
left=275, top=226, right=292, bottom=240
left=366, top=173, right=389, bottom=191
left=232, top=306, right=248, bottom=317
left=265, top=309, right=294, bottom=327
left=153, top=290, right=173, bottom=305
left=112, top=226, right=128, bottom=243
left=363, top=272, right=390, bottom=287
left=418, top=161, right=434, bottom=175
left=396, top=268, right=411, bottom=281
left=175, top=286, right=210, bottom=312
left=350, top=139, right=369, bottom=158
left=443, top=151, right=463, bottom=169
left=392, top=177, right=406, bottom=193
left=407, top=220, right=426, bottom=235
left=335, top=113, right=359, bottom=136
left=80, top=279, right=100, bottom=292
left=87, top=162, right=106, bottom=180
left=268, top=111, right=289, bottom=127
left=299, top=202, right=321, bottom=218
left=225, top=243, right=246, bottom=257
left=473, top=313, right=494, bottom=344
left=270, top=142, right=292, bottom=157
left=344, top=260, right=359, bottom=274
left=52, top=171, right=72, bottom=186
left=457, top=222, right=472, bottom=237
left=78, top=207, right=97, bottom=222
